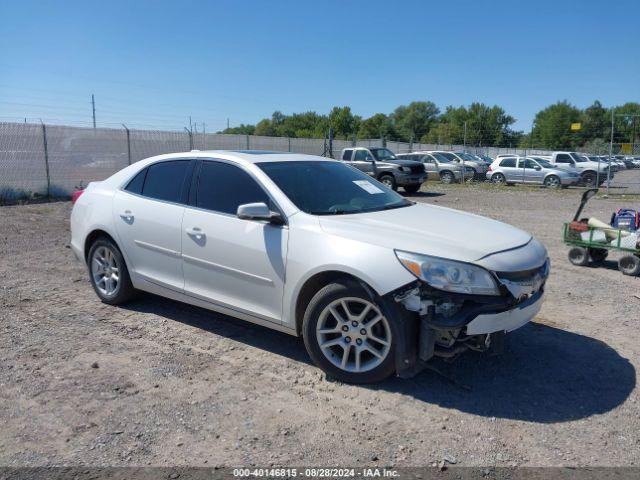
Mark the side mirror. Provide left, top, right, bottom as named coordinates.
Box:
left=237, top=202, right=285, bottom=225
left=534, top=166, right=541, bottom=171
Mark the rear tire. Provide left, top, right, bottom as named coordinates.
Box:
left=379, top=174, right=397, bottom=191
left=618, top=255, right=640, bottom=276
left=491, top=173, right=506, bottom=185
left=404, top=184, right=421, bottom=194
left=302, top=281, right=396, bottom=384
left=87, top=237, right=135, bottom=305
left=568, top=247, right=589, bottom=266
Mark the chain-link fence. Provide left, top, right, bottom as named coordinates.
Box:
left=1, top=121, right=639, bottom=202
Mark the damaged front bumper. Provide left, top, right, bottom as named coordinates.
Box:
left=380, top=262, right=547, bottom=378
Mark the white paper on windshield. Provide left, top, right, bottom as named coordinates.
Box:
left=353, top=180, right=384, bottom=194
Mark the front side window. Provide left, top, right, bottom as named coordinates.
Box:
left=437, top=152, right=457, bottom=162
left=520, top=159, right=538, bottom=169
left=142, top=160, right=190, bottom=203
left=258, top=161, right=411, bottom=215
left=431, top=152, right=452, bottom=163
left=556, top=154, right=572, bottom=163
left=196, top=161, right=269, bottom=215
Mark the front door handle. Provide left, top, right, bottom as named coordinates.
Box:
left=120, top=210, right=134, bottom=222
left=186, top=227, right=206, bottom=239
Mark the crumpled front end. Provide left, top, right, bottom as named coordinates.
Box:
left=386, top=241, right=549, bottom=377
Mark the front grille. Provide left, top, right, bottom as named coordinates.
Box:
left=409, top=165, right=424, bottom=174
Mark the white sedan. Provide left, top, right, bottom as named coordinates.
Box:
left=71, top=151, right=549, bottom=383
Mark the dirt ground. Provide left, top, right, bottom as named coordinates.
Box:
left=1, top=183, right=639, bottom=469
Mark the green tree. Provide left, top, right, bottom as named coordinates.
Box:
left=358, top=113, right=393, bottom=139
left=220, top=123, right=255, bottom=135
left=391, top=101, right=439, bottom=142
left=580, top=100, right=608, bottom=143
left=531, top=101, right=582, bottom=149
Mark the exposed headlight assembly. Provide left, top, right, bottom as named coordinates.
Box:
left=395, top=250, right=501, bottom=296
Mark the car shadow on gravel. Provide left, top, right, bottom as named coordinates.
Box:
left=375, top=322, right=636, bottom=423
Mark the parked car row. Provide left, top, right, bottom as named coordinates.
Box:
left=339, top=147, right=633, bottom=192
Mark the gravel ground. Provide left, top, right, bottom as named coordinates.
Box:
left=0, top=184, right=639, bottom=468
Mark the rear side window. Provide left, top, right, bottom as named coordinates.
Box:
left=500, top=158, right=516, bottom=167
left=196, top=161, right=270, bottom=215
left=342, top=149, right=353, bottom=160
left=142, top=160, right=190, bottom=203
left=125, top=168, right=147, bottom=194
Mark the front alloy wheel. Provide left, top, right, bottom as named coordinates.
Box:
left=303, top=282, right=395, bottom=383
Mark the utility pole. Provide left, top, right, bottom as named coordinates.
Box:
left=91, top=94, right=96, bottom=129
left=189, top=116, right=193, bottom=133
left=607, top=109, right=614, bottom=195
left=227, top=118, right=230, bottom=130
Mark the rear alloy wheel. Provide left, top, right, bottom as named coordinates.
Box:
left=404, top=184, right=421, bottom=194
left=568, top=246, right=589, bottom=266
left=618, top=255, right=640, bottom=276
left=303, top=282, right=395, bottom=384
left=379, top=174, right=397, bottom=191
left=491, top=173, right=506, bottom=185
left=544, top=175, right=561, bottom=189
left=88, top=237, right=135, bottom=305
left=440, top=171, right=455, bottom=184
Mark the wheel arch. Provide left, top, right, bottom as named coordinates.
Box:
left=293, top=270, right=380, bottom=336
left=84, top=228, right=121, bottom=261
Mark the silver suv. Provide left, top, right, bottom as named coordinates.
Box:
left=487, top=156, right=580, bottom=188
left=340, top=147, right=426, bottom=193
left=396, top=152, right=474, bottom=183
left=427, top=151, right=489, bottom=180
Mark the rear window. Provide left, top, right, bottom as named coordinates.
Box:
left=141, top=160, right=190, bottom=203
left=499, top=158, right=516, bottom=167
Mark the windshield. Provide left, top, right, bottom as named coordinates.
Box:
left=456, top=152, right=477, bottom=161
left=369, top=148, right=397, bottom=161
left=257, top=161, right=412, bottom=215
left=431, top=152, right=452, bottom=163
left=437, top=152, right=457, bottom=161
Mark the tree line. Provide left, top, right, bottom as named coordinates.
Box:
left=220, top=100, right=640, bottom=151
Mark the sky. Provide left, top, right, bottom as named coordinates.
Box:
left=1, top=0, right=639, bottom=133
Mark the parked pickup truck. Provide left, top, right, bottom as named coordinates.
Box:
left=545, top=151, right=612, bottom=187
left=340, top=147, right=426, bottom=193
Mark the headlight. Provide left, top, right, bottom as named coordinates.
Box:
left=395, top=250, right=501, bottom=296
left=399, top=166, right=411, bottom=172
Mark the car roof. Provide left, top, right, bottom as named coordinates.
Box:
left=134, top=150, right=333, bottom=167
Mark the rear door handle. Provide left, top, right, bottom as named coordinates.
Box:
left=120, top=210, right=134, bottom=221
left=186, top=227, right=205, bottom=239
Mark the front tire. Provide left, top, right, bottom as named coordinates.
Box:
left=544, top=175, right=561, bottom=189
left=568, top=246, right=589, bottom=266
left=581, top=172, right=597, bottom=187
left=302, top=281, right=395, bottom=384
left=379, top=174, right=397, bottom=191
left=619, top=255, right=640, bottom=276
left=403, top=184, right=421, bottom=194
left=439, top=170, right=455, bottom=184
left=88, top=237, right=135, bottom=305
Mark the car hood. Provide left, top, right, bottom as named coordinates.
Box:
left=318, top=203, right=533, bottom=265
left=381, top=159, right=423, bottom=167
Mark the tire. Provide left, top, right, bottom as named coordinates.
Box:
left=581, top=172, right=597, bottom=187
left=404, top=184, right=421, bottom=194
left=87, top=237, right=135, bottom=305
left=568, top=246, right=589, bottom=266
left=491, top=173, right=506, bottom=185
left=302, top=281, right=396, bottom=384
left=589, top=248, right=608, bottom=264
left=439, top=170, right=455, bottom=184
left=618, top=255, right=640, bottom=276
left=544, top=175, right=562, bottom=189
left=379, top=174, right=397, bottom=191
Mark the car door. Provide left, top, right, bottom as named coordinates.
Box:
left=522, top=158, right=544, bottom=184
left=423, top=155, right=439, bottom=180
left=500, top=157, right=521, bottom=182
left=352, top=149, right=376, bottom=176
left=181, top=159, right=288, bottom=323
left=113, top=159, right=194, bottom=291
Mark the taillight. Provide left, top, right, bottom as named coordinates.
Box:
left=487, top=165, right=492, bottom=172
left=72, top=189, right=85, bottom=205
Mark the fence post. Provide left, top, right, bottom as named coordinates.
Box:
left=328, top=128, right=334, bottom=158
left=122, top=124, right=131, bottom=165
left=184, top=128, right=193, bottom=150
left=288, top=137, right=291, bottom=152
left=246, top=135, right=250, bottom=150
left=40, top=121, right=51, bottom=199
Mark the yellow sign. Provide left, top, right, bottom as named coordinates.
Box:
left=621, top=143, right=632, bottom=154
left=570, top=123, right=581, bottom=131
